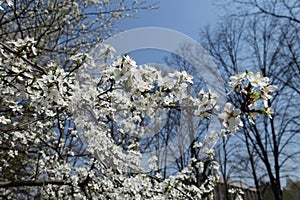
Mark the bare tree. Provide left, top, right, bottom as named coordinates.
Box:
left=200, top=12, right=300, bottom=200
left=230, top=0, right=300, bottom=24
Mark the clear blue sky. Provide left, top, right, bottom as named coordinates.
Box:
left=116, top=0, right=221, bottom=64
left=118, top=0, right=220, bottom=40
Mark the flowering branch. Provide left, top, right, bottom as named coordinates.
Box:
left=0, top=41, right=47, bottom=74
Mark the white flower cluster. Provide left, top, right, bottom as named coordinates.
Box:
left=218, top=103, right=242, bottom=133
left=194, top=90, right=219, bottom=119
left=77, top=55, right=197, bottom=136
left=7, top=36, right=37, bottom=56
left=0, top=38, right=276, bottom=199
left=229, top=71, right=277, bottom=114
left=217, top=71, right=277, bottom=133
left=72, top=54, right=223, bottom=198
left=228, top=187, right=245, bottom=200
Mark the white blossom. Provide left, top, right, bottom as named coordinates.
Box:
left=218, top=103, right=242, bottom=133
left=0, top=116, right=11, bottom=124
left=229, top=188, right=244, bottom=200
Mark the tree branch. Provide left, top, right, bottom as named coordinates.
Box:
left=0, top=41, right=47, bottom=75
left=0, top=179, right=69, bottom=188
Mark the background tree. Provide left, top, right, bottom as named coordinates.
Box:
left=200, top=1, right=300, bottom=199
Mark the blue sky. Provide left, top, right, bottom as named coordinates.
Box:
left=119, top=0, right=220, bottom=40
left=116, top=0, right=221, bottom=65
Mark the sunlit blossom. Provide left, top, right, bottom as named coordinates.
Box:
left=218, top=103, right=242, bottom=133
